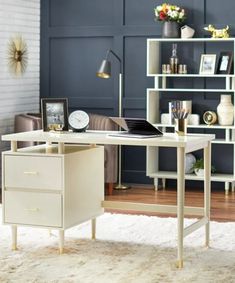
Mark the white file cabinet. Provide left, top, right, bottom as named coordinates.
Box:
left=2, top=144, right=104, bottom=253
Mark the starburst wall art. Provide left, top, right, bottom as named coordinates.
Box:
left=7, top=36, right=28, bottom=75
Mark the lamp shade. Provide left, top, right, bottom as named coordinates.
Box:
left=96, top=60, right=111, bottom=78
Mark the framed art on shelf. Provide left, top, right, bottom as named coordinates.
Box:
left=199, top=54, right=216, bottom=75
left=41, top=98, right=69, bottom=131
left=216, top=51, right=233, bottom=74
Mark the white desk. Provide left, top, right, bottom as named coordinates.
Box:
left=2, top=130, right=214, bottom=268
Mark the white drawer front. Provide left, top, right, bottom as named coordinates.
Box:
left=4, top=155, right=63, bottom=190
left=4, top=191, right=62, bottom=227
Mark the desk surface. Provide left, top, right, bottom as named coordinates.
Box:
left=2, top=130, right=214, bottom=152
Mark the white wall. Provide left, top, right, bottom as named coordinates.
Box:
left=0, top=0, right=40, bottom=150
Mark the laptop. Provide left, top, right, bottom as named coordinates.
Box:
left=109, top=117, right=163, bottom=138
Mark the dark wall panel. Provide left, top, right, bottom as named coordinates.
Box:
left=124, top=37, right=150, bottom=99
left=41, top=0, right=235, bottom=187
left=50, top=0, right=115, bottom=27
left=206, top=0, right=235, bottom=25
left=50, top=37, right=114, bottom=100
left=124, top=0, right=157, bottom=26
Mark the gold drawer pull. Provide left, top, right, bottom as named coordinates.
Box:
left=24, top=208, right=40, bottom=212
left=23, top=171, right=38, bottom=175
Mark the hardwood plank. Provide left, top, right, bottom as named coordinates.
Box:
left=105, top=186, right=235, bottom=222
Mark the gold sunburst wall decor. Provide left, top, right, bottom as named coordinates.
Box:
left=7, top=36, right=28, bottom=75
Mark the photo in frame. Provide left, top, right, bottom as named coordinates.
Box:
left=216, top=51, right=233, bottom=74
left=41, top=98, right=69, bottom=131
left=199, top=54, right=216, bottom=75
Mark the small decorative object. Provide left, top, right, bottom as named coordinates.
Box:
left=204, top=24, right=230, bottom=38
left=199, top=54, right=216, bottom=75
left=203, top=111, right=217, bottom=125
left=161, top=113, right=170, bottom=124
left=178, top=64, right=187, bottom=74
left=181, top=25, right=195, bottom=38
left=162, top=64, right=172, bottom=74
left=162, top=64, right=167, bottom=73
left=69, top=110, right=90, bottom=132
left=188, top=114, right=200, bottom=125
left=171, top=101, right=189, bottom=135
left=166, top=64, right=172, bottom=73
left=169, top=100, right=191, bottom=125
left=168, top=102, right=174, bottom=124
left=182, top=64, right=187, bottom=74
left=217, top=95, right=234, bottom=126
left=41, top=98, right=69, bottom=131
left=175, top=118, right=187, bottom=136
left=193, top=158, right=216, bottom=176
left=217, top=51, right=233, bottom=74
left=178, top=64, right=183, bottom=74
left=170, top=43, right=179, bottom=73
left=154, top=3, right=186, bottom=38
left=7, top=35, right=28, bottom=75
left=181, top=100, right=192, bottom=114
left=185, top=153, right=196, bottom=174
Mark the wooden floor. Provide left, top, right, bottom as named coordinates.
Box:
left=105, top=185, right=235, bottom=222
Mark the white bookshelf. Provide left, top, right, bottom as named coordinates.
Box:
left=150, top=88, right=234, bottom=92
left=148, top=172, right=235, bottom=183
left=149, top=74, right=235, bottom=77
left=153, top=123, right=235, bottom=129
left=146, top=38, right=235, bottom=194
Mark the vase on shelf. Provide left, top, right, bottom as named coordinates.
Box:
left=162, top=21, right=180, bottom=38
left=169, top=43, right=179, bottom=73
left=217, top=95, right=234, bottom=126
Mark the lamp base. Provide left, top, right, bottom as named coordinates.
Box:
left=114, top=183, right=130, bottom=190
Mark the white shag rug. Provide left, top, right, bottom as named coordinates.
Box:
left=0, top=213, right=235, bottom=283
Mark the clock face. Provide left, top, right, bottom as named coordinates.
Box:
left=68, top=110, right=89, bottom=131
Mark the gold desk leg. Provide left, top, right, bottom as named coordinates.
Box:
left=11, top=225, right=18, bottom=251
left=58, top=230, right=64, bottom=254
left=176, top=260, right=183, bottom=269
left=176, top=147, right=185, bottom=269
left=204, top=142, right=211, bottom=248
left=91, top=218, right=96, bottom=240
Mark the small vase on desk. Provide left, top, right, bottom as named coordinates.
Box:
left=217, top=95, right=234, bottom=126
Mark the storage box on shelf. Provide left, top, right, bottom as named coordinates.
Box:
left=146, top=38, right=235, bottom=194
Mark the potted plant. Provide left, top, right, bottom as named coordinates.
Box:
left=193, top=158, right=216, bottom=176
left=154, top=3, right=186, bottom=38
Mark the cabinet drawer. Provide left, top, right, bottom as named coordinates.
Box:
left=4, top=191, right=62, bottom=227
left=4, top=155, right=63, bottom=190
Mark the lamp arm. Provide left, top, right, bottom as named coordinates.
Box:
left=106, top=49, right=122, bottom=73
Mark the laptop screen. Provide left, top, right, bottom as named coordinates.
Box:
left=110, top=117, right=163, bottom=135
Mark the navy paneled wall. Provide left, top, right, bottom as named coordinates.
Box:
left=41, top=0, right=235, bottom=186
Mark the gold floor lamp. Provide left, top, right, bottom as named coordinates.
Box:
left=97, top=49, right=129, bottom=190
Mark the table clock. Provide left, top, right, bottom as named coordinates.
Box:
left=68, top=110, right=89, bottom=132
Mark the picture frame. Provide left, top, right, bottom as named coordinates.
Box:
left=199, top=54, right=216, bottom=75
left=41, top=98, right=69, bottom=131
left=216, top=51, right=233, bottom=74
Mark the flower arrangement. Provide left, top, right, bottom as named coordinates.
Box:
left=154, top=3, right=186, bottom=23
